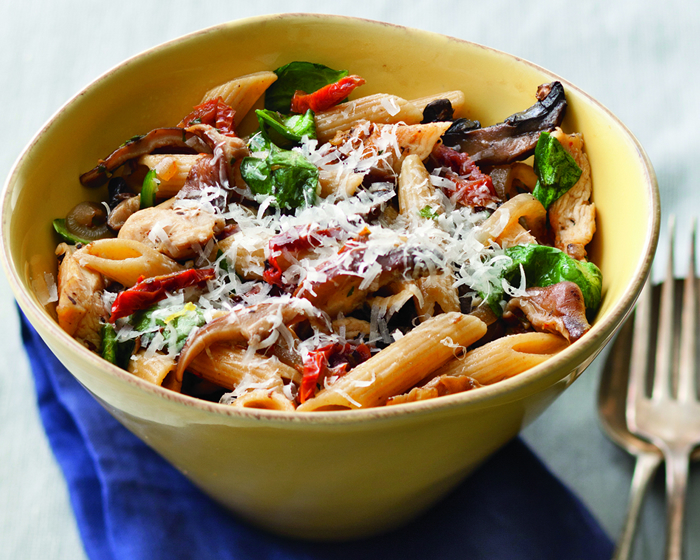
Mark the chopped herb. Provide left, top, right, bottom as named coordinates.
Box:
left=119, top=134, right=145, bottom=147
left=419, top=206, right=439, bottom=220
left=347, top=286, right=355, bottom=297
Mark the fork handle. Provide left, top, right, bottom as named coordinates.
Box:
left=664, top=445, right=692, bottom=560
left=613, top=451, right=662, bottom=560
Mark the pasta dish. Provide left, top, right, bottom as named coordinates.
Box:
left=50, top=62, right=601, bottom=411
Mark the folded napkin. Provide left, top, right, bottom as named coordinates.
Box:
left=21, top=311, right=612, bottom=560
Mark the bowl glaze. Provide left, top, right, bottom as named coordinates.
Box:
left=1, top=14, right=659, bottom=540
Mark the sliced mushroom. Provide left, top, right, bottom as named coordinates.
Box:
left=175, top=301, right=330, bottom=382
left=452, top=82, right=567, bottom=166
left=65, top=201, right=112, bottom=241
left=503, top=281, right=591, bottom=342
left=80, top=128, right=212, bottom=188
left=107, top=195, right=140, bottom=231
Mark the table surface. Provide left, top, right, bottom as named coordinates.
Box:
left=2, top=2, right=699, bottom=559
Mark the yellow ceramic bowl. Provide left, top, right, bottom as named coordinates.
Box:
left=1, top=14, right=659, bottom=540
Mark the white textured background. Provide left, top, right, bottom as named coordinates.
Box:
left=1, top=2, right=699, bottom=559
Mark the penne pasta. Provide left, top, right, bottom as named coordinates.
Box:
left=77, top=238, right=183, bottom=287
left=231, top=389, right=296, bottom=411
left=296, top=313, right=486, bottom=411
left=201, top=70, right=278, bottom=126
left=128, top=350, right=175, bottom=386
left=409, top=90, right=466, bottom=115
left=138, top=154, right=206, bottom=198
left=188, top=343, right=299, bottom=390
left=315, top=93, right=423, bottom=142
left=435, top=332, right=569, bottom=385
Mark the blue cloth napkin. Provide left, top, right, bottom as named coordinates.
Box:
left=20, top=310, right=613, bottom=560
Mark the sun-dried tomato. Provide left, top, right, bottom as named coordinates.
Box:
left=263, top=226, right=346, bottom=288
left=432, top=144, right=500, bottom=207
left=178, top=97, right=236, bottom=135
left=291, top=75, right=366, bottom=114
left=298, top=342, right=372, bottom=404
left=110, top=268, right=215, bottom=322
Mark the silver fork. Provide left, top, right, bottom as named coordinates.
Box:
left=627, top=219, right=700, bottom=560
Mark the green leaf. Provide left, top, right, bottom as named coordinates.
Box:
left=255, top=109, right=316, bottom=148
left=101, top=323, right=135, bottom=370
left=140, top=168, right=159, bottom=209
left=52, top=218, right=91, bottom=245
left=241, top=148, right=318, bottom=210
left=482, top=244, right=602, bottom=315
left=265, top=61, right=349, bottom=113
left=532, top=132, right=582, bottom=209
left=131, top=303, right=206, bottom=353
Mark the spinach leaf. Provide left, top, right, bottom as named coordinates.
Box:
left=532, top=132, right=582, bottom=209
left=265, top=61, right=349, bottom=113
left=256, top=109, right=316, bottom=148
left=240, top=148, right=318, bottom=210
left=131, top=303, right=205, bottom=353
left=482, top=244, right=602, bottom=315
left=101, top=323, right=135, bottom=370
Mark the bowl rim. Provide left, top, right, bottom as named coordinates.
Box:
left=0, top=12, right=661, bottom=426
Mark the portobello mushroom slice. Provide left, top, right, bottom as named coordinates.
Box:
left=451, top=82, right=567, bottom=166
left=503, top=281, right=590, bottom=342
left=80, top=128, right=212, bottom=188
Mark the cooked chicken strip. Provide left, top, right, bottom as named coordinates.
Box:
left=548, top=128, right=596, bottom=260
left=55, top=243, right=108, bottom=350
left=503, top=281, right=591, bottom=342
left=118, top=205, right=224, bottom=261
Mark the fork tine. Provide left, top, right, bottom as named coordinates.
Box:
left=652, top=217, right=676, bottom=401
left=678, top=219, right=697, bottom=402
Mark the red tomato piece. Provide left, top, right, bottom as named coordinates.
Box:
left=109, top=268, right=215, bottom=322
left=290, top=75, right=366, bottom=114
left=178, top=97, right=236, bottom=135
left=298, top=342, right=372, bottom=404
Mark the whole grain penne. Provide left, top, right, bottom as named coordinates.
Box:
left=77, top=238, right=183, bottom=287
left=475, top=193, right=546, bottom=246
left=231, top=388, right=296, bottom=411
left=315, top=93, right=423, bottom=142
left=436, top=332, right=569, bottom=385
left=297, top=313, right=486, bottom=411
left=409, top=90, right=466, bottom=115
left=398, top=155, right=445, bottom=225
left=188, top=343, right=299, bottom=389
left=201, top=70, right=278, bottom=126
left=128, top=350, right=176, bottom=386
left=138, top=154, right=206, bottom=198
